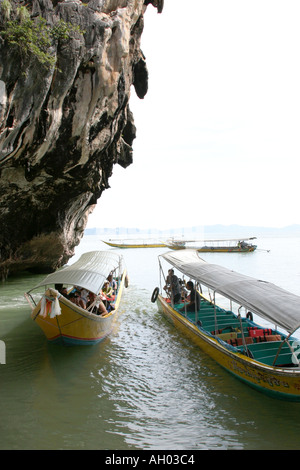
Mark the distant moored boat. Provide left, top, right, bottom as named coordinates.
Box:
left=166, top=237, right=258, bottom=252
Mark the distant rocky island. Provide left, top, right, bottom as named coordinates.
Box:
left=85, top=224, right=300, bottom=238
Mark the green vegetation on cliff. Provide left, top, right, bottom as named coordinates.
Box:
left=0, top=0, right=84, bottom=68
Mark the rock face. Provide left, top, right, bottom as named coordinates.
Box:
left=0, top=0, right=163, bottom=279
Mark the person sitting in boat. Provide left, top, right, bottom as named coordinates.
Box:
left=76, top=287, right=89, bottom=306
left=180, top=281, right=201, bottom=312
left=86, top=292, right=108, bottom=316
left=107, top=273, right=117, bottom=294
left=101, top=282, right=116, bottom=312
left=68, top=291, right=86, bottom=309
left=102, top=281, right=114, bottom=299
left=164, top=269, right=181, bottom=304
left=55, top=284, right=69, bottom=298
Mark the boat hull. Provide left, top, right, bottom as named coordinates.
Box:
left=167, top=245, right=257, bottom=252
left=103, top=241, right=166, bottom=249
left=157, top=295, right=300, bottom=401
left=31, top=271, right=127, bottom=345
left=197, top=245, right=257, bottom=252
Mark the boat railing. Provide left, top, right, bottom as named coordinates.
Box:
left=157, top=257, right=300, bottom=367
left=158, top=287, right=300, bottom=368
left=181, top=294, right=300, bottom=367
left=237, top=307, right=252, bottom=357
left=272, top=334, right=300, bottom=367
left=24, top=292, right=37, bottom=310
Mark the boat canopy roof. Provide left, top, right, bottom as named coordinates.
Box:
left=160, top=249, right=300, bottom=335
left=169, top=237, right=256, bottom=243
left=28, top=251, right=123, bottom=295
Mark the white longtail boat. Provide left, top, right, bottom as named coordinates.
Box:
left=25, top=251, right=128, bottom=345
left=102, top=239, right=166, bottom=248
left=166, top=237, right=257, bottom=252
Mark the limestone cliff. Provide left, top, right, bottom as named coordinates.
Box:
left=0, top=0, right=163, bottom=278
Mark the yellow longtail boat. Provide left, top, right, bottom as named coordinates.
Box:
left=25, top=251, right=128, bottom=345
left=103, top=239, right=166, bottom=248
left=151, top=249, right=300, bottom=401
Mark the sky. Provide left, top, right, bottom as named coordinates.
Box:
left=87, top=0, right=300, bottom=230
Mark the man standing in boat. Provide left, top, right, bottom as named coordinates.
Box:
left=180, top=281, right=201, bottom=312
left=164, top=269, right=181, bottom=304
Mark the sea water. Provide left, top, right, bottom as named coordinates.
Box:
left=1, top=235, right=300, bottom=450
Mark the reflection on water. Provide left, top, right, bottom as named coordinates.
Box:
left=1, top=237, right=300, bottom=449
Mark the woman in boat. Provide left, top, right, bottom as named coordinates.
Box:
left=180, top=281, right=201, bottom=312
left=69, top=291, right=86, bottom=309
left=101, top=281, right=116, bottom=312
left=107, top=273, right=117, bottom=294
left=76, top=287, right=89, bottom=306
left=86, top=292, right=108, bottom=316
left=102, top=281, right=114, bottom=299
